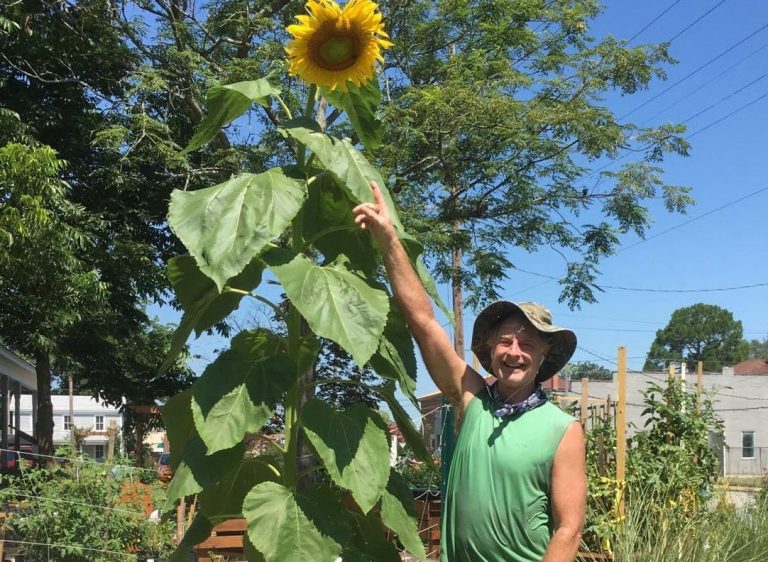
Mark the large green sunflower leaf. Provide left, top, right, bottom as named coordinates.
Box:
left=375, top=382, right=432, bottom=465
left=301, top=400, right=390, bottom=513
left=162, top=388, right=245, bottom=507
left=191, top=329, right=295, bottom=455
left=199, top=457, right=279, bottom=519
left=183, top=74, right=281, bottom=153
left=243, top=482, right=345, bottom=562
left=323, top=79, right=383, bottom=151
left=169, top=168, right=306, bottom=292
left=266, top=252, right=388, bottom=367
left=380, top=469, right=427, bottom=561
left=342, top=510, right=402, bottom=562
left=159, top=255, right=263, bottom=374
left=280, top=121, right=403, bottom=227
left=303, top=173, right=379, bottom=274
left=369, top=303, right=417, bottom=403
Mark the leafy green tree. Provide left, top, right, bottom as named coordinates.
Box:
left=565, top=360, right=612, bottom=381
left=643, top=304, right=747, bottom=372
left=744, top=337, right=768, bottom=360
left=0, top=3, right=195, bottom=448
left=0, top=139, right=108, bottom=458
left=376, top=0, right=693, bottom=347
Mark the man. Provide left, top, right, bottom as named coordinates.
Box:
left=353, top=182, right=586, bottom=562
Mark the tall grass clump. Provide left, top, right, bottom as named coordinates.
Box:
left=601, top=487, right=768, bottom=562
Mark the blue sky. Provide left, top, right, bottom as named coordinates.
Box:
left=151, top=0, right=768, bottom=420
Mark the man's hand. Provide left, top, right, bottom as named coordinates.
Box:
left=352, top=181, right=398, bottom=251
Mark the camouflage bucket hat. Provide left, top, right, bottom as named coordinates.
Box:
left=471, top=301, right=577, bottom=382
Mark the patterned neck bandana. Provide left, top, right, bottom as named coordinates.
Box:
left=490, top=384, right=548, bottom=418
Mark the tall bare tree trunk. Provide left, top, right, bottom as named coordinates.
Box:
left=34, top=351, right=54, bottom=466
left=452, top=221, right=464, bottom=359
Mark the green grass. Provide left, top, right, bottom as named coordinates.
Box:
left=579, top=491, right=768, bottom=562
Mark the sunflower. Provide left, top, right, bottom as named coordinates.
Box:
left=285, top=0, right=393, bottom=91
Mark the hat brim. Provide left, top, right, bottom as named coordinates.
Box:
left=471, top=301, right=576, bottom=382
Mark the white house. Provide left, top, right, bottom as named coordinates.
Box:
left=1, top=344, right=37, bottom=456
left=12, top=395, right=124, bottom=461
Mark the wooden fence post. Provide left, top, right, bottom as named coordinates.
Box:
left=697, top=361, right=704, bottom=411
left=580, top=378, right=589, bottom=426
left=107, top=420, right=117, bottom=461
left=616, top=346, right=627, bottom=518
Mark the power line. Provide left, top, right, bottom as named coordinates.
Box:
left=627, top=0, right=683, bottom=44
left=666, top=0, right=730, bottom=44
left=581, top=77, right=768, bottom=183
left=641, top=41, right=768, bottom=125
left=687, top=89, right=768, bottom=138
left=598, top=281, right=768, bottom=293
left=513, top=264, right=768, bottom=293
left=681, top=74, right=768, bottom=126
left=616, top=183, right=768, bottom=253
left=620, top=22, right=768, bottom=120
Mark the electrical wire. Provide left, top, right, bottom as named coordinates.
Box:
left=620, top=22, right=768, bottom=120
left=640, top=40, right=768, bottom=125
left=0, top=489, right=146, bottom=515
left=687, top=89, right=768, bottom=138
left=0, top=539, right=138, bottom=558
left=616, top=183, right=768, bottom=253
left=665, top=0, right=730, bottom=44
left=513, top=264, right=768, bottom=293
left=0, top=447, right=156, bottom=473
left=627, top=0, right=683, bottom=44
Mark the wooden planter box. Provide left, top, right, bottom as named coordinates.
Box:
left=195, top=518, right=247, bottom=562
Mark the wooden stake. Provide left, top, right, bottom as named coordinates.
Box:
left=616, top=346, right=627, bottom=518
left=668, top=362, right=676, bottom=382
left=106, top=420, right=117, bottom=461
left=69, top=375, right=75, bottom=445
left=580, top=378, right=589, bottom=425
left=697, top=361, right=704, bottom=411
left=176, top=500, right=186, bottom=544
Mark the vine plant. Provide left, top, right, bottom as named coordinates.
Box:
left=160, top=2, right=441, bottom=561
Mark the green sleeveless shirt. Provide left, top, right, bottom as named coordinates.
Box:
left=440, top=389, right=575, bottom=562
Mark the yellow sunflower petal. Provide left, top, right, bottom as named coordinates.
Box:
left=285, top=0, right=393, bottom=90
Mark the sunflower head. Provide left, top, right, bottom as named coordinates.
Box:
left=285, top=0, right=393, bottom=91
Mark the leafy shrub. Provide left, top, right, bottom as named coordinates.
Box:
left=1, top=446, right=175, bottom=561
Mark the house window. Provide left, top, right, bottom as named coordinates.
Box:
left=94, top=445, right=104, bottom=460
left=742, top=431, right=755, bottom=459
left=63, top=415, right=72, bottom=430
left=95, top=416, right=104, bottom=431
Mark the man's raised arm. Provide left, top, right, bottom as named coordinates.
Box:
left=352, top=182, right=483, bottom=411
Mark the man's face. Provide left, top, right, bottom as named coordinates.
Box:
left=489, top=316, right=549, bottom=391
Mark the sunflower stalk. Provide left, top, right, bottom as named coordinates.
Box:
left=164, top=1, right=431, bottom=560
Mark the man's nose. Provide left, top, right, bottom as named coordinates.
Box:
left=504, top=338, right=523, bottom=357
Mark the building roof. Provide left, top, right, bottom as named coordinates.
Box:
left=0, top=344, right=37, bottom=390
left=733, top=358, right=768, bottom=376
left=15, top=395, right=124, bottom=414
